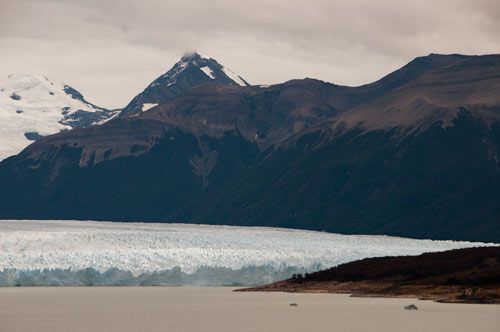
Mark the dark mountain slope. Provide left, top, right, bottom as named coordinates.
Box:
left=180, top=114, right=500, bottom=242
left=176, top=55, right=500, bottom=242
left=0, top=79, right=352, bottom=221
left=0, top=126, right=257, bottom=220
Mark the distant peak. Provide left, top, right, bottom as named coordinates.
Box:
left=181, top=52, right=203, bottom=62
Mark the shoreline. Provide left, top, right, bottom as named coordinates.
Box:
left=239, top=247, right=500, bottom=304
left=238, top=285, right=500, bottom=304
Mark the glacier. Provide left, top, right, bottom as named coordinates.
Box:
left=0, top=220, right=491, bottom=286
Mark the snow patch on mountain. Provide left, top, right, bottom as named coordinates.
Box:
left=200, top=66, right=215, bottom=79
left=222, top=67, right=247, bottom=86
left=0, top=220, right=488, bottom=286
left=141, top=103, right=158, bottom=112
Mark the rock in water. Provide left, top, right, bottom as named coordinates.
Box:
left=404, top=304, right=418, bottom=310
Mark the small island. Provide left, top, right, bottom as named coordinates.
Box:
left=239, top=246, right=500, bottom=304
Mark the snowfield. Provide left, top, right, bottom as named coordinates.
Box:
left=0, top=75, right=117, bottom=161
left=0, top=220, right=490, bottom=286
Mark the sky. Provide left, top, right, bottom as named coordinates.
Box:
left=1, top=0, right=499, bottom=109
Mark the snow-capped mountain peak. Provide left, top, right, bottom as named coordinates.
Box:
left=0, top=74, right=118, bottom=160
left=119, top=52, right=250, bottom=117
left=161, top=52, right=248, bottom=87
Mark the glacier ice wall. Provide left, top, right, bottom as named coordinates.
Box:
left=0, top=220, right=491, bottom=286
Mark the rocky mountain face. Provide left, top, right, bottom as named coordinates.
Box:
left=0, top=74, right=119, bottom=161
left=0, top=54, right=499, bottom=242
left=119, top=52, right=250, bottom=118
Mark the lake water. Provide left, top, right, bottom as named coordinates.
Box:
left=0, top=287, right=498, bottom=332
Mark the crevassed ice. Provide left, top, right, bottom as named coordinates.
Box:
left=0, top=220, right=491, bottom=286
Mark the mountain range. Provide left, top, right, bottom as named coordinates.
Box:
left=0, top=52, right=499, bottom=242
left=0, top=53, right=248, bottom=161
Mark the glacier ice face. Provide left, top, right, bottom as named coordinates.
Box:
left=0, top=220, right=491, bottom=286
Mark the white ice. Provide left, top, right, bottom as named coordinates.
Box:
left=0, top=220, right=489, bottom=276
left=200, top=66, right=215, bottom=79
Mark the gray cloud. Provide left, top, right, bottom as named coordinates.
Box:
left=1, top=0, right=499, bottom=108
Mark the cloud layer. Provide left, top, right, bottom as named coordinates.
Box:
left=1, top=0, right=499, bottom=108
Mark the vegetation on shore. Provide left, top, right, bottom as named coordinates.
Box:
left=239, top=246, right=500, bottom=304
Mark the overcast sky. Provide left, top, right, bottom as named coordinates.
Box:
left=1, top=0, right=499, bottom=109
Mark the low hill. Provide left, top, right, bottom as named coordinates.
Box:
left=240, top=246, right=500, bottom=304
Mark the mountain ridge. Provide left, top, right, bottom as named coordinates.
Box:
left=0, top=53, right=499, bottom=242
left=0, top=53, right=250, bottom=161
